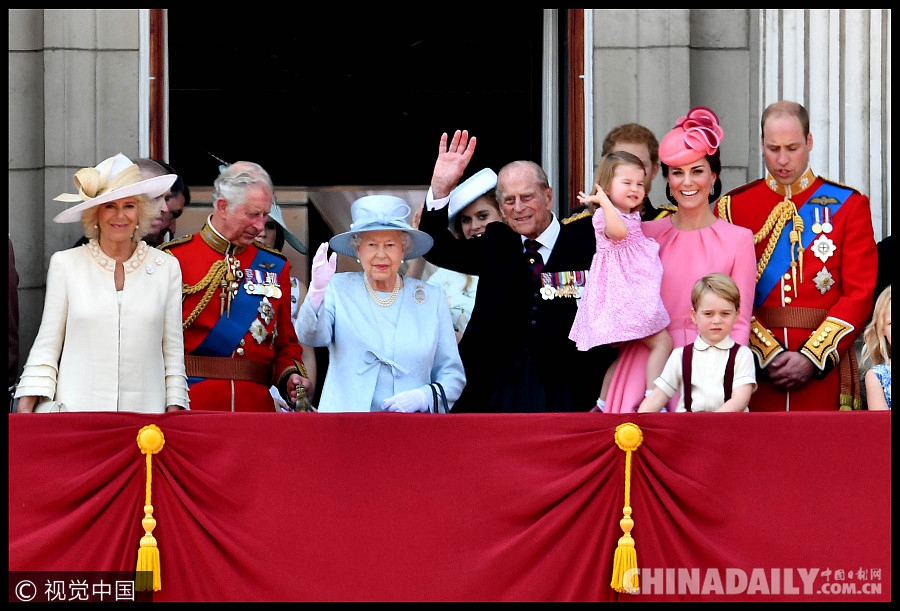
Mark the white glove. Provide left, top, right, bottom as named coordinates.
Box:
left=383, top=389, right=428, bottom=413
left=308, top=242, right=337, bottom=310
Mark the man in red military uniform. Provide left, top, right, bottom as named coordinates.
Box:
left=162, top=161, right=309, bottom=411
left=716, top=100, right=877, bottom=411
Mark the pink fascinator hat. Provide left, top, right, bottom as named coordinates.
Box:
left=658, top=106, right=724, bottom=166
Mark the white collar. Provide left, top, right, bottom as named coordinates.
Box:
left=692, top=335, right=736, bottom=351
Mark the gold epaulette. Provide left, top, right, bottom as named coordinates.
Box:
left=800, top=316, right=854, bottom=370
left=562, top=209, right=592, bottom=224
left=716, top=195, right=732, bottom=222
left=254, top=240, right=288, bottom=260
left=158, top=233, right=194, bottom=254
left=749, top=315, right=784, bottom=367
left=652, top=204, right=677, bottom=220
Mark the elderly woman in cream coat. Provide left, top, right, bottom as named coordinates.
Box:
left=15, top=153, right=189, bottom=413
left=296, top=195, right=465, bottom=413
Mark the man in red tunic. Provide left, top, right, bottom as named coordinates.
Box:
left=716, top=101, right=877, bottom=411
left=162, top=161, right=309, bottom=411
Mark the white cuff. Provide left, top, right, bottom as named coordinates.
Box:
left=426, top=187, right=450, bottom=211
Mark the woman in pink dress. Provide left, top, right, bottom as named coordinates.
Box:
left=603, top=106, right=757, bottom=413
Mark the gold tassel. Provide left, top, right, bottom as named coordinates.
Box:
left=135, top=425, right=165, bottom=592
left=611, top=422, right=643, bottom=594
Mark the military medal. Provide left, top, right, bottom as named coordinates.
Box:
left=258, top=297, right=274, bottom=325
left=812, top=208, right=823, bottom=234
left=814, top=267, right=835, bottom=294
left=821, top=206, right=833, bottom=233
left=539, top=270, right=587, bottom=300
left=249, top=318, right=268, bottom=345
left=812, top=234, right=836, bottom=263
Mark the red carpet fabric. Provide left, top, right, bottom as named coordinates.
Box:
left=8, top=411, right=891, bottom=602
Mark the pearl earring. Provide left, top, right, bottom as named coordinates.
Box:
left=356, top=258, right=361, bottom=264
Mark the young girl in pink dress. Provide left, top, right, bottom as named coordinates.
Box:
left=569, top=151, right=672, bottom=410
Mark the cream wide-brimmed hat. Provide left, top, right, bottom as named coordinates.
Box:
left=53, top=153, right=177, bottom=223
left=329, top=195, right=433, bottom=260
left=447, top=168, right=498, bottom=232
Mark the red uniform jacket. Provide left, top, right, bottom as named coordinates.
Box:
left=163, top=221, right=305, bottom=411
left=716, top=170, right=877, bottom=411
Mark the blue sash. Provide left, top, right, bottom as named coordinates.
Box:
left=194, top=248, right=285, bottom=358
left=755, top=182, right=852, bottom=307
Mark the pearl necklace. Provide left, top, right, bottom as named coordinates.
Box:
left=364, top=273, right=402, bottom=307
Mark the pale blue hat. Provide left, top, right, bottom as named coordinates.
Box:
left=329, top=195, right=433, bottom=259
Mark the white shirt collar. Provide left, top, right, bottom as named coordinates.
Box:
left=522, top=215, right=560, bottom=254
left=693, top=335, right=737, bottom=351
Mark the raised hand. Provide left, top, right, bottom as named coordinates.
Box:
left=308, top=242, right=337, bottom=310
left=431, top=130, right=477, bottom=199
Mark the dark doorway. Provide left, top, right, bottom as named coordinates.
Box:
left=167, top=9, right=545, bottom=189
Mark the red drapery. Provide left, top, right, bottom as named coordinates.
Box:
left=8, top=412, right=891, bottom=602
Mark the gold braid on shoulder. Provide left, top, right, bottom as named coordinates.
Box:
left=181, top=260, right=228, bottom=330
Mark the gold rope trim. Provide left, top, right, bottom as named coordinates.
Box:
left=611, top=422, right=643, bottom=594
left=181, top=260, right=228, bottom=330
left=135, top=425, right=165, bottom=592
left=753, top=200, right=796, bottom=281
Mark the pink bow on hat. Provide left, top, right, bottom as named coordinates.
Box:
left=658, top=106, right=724, bottom=167
left=675, top=106, right=723, bottom=155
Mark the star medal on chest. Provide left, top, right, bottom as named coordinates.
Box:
left=249, top=318, right=268, bottom=345
left=257, top=297, right=274, bottom=325
left=812, top=234, right=836, bottom=263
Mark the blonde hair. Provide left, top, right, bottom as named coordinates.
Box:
left=861, top=285, right=891, bottom=368
left=691, top=272, right=741, bottom=312
left=588, top=151, right=646, bottom=214
left=80, top=193, right=158, bottom=244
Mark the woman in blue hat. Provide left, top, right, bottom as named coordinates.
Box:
left=295, top=195, right=465, bottom=413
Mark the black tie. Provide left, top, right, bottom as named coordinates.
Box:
left=524, top=239, right=544, bottom=282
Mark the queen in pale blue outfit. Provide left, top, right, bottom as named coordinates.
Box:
left=296, top=195, right=465, bottom=413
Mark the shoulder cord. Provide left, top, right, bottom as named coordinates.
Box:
left=180, top=259, right=227, bottom=330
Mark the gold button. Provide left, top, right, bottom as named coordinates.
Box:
left=812, top=341, right=820, bottom=348
left=240, top=339, right=245, bottom=346
left=784, top=296, right=792, bottom=304
left=236, top=347, right=244, bottom=356
left=783, top=273, right=791, bottom=280
left=784, top=284, right=792, bottom=293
